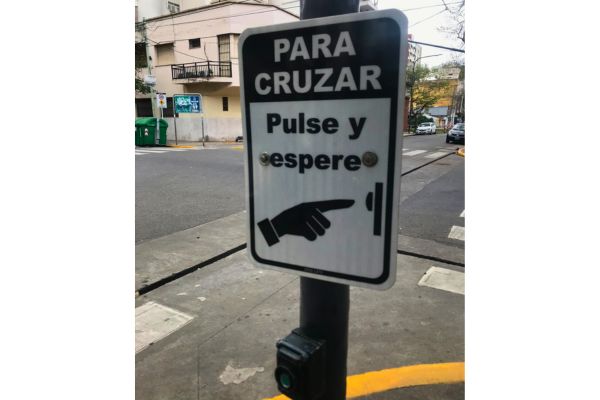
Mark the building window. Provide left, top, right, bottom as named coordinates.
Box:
left=163, top=97, right=175, bottom=118
left=222, top=97, right=229, bottom=111
left=168, top=2, right=180, bottom=13
left=135, top=98, right=153, bottom=117
left=189, top=38, right=201, bottom=49
left=218, top=34, right=230, bottom=63
left=135, top=42, right=148, bottom=68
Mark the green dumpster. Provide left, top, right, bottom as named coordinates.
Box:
left=135, top=118, right=168, bottom=146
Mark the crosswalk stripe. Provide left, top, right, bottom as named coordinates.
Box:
left=403, top=150, right=427, bottom=156
left=425, top=151, right=449, bottom=159
left=136, top=301, right=193, bottom=353
left=448, top=225, right=465, bottom=241
left=418, top=266, right=464, bottom=295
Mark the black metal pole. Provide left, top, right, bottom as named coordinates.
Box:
left=297, top=3, right=357, bottom=399
left=300, top=278, right=349, bottom=399
left=300, top=0, right=359, bottom=19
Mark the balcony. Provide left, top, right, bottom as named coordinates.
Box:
left=171, top=61, right=232, bottom=81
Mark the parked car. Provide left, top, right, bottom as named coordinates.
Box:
left=416, top=122, right=436, bottom=135
left=446, top=123, right=465, bottom=143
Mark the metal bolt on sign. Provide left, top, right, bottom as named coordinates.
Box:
left=362, top=151, right=378, bottom=167
left=259, top=152, right=270, bottom=166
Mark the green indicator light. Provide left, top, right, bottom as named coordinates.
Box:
left=279, top=371, right=293, bottom=389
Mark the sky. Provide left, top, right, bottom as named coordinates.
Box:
left=378, top=0, right=464, bottom=67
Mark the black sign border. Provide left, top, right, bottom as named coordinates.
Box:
left=241, top=12, right=406, bottom=287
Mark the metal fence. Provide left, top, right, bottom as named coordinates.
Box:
left=171, top=61, right=232, bottom=80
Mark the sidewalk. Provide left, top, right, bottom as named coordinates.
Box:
left=164, top=140, right=243, bottom=148
left=135, top=214, right=464, bottom=399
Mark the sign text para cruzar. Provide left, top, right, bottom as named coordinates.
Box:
left=254, top=31, right=382, bottom=95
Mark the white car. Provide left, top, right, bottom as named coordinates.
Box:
left=416, top=122, right=436, bottom=135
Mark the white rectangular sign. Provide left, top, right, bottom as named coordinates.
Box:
left=156, top=92, right=167, bottom=109
left=239, top=10, right=408, bottom=290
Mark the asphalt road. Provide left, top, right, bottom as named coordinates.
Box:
left=136, top=147, right=245, bottom=243
left=135, top=134, right=464, bottom=249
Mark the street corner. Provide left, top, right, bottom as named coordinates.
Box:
left=263, top=362, right=465, bottom=400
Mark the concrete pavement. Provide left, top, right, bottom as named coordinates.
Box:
left=136, top=246, right=464, bottom=400
left=135, top=206, right=465, bottom=398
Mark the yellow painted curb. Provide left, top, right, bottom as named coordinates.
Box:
left=230, top=146, right=244, bottom=150
left=167, top=145, right=195, bottom=149
left=457, top=148, right=465, bottom=157
left=263, top=362, right=464, bottom=400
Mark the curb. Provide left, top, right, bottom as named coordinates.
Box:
left=167, top=145, right=196, bottom=148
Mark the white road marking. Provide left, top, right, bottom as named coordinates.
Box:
left=403, top=150, right=427, bottom=156
left=448, top=225, right=465, bottom=241
left=425, top=151, right=449, bottom=159
left=418, top=266, right=464, bottom=295
left=460, top=210, right=465, bottom=218
left=135, top=301, right=193, bottom=353
left=135, top=152, right=148, bottom=156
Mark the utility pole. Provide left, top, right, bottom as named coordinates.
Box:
left=296, top=4, right=356, bottom=400
left=140, top=18, right=159, bottom=140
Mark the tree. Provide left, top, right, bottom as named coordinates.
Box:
left=135, top=24, right=153, bottom=95
left=439, top=0, right=465, bottom=45
left=406, top=65, right=450, bottom=130
left=135, top=75, right=153, bottom=95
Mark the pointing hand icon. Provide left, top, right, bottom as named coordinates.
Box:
left=257, top=200, right=355, bottom=246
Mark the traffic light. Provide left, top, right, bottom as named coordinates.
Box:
left=275, top=329, right=326, bottom=399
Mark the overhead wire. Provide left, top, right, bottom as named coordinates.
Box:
left=409, top=9, right=447, bottom=27
left=140, top=1, right=460, bottom=31
left=139, top=1, right=464, bottom=67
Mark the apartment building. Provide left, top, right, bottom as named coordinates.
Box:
left=135, top=1, right=298, bottom=141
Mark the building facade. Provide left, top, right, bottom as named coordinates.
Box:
left=135, top=1, right=298, bottom=141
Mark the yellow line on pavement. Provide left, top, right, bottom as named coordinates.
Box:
left=230, top=145, right=244, bottom=150
left=263, top=362, right=464, bottom=400
left=167, top=145, right=195, bottom=148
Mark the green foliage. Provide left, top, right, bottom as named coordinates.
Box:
left=406, top=64, right=450, bottom=116
left=135, top=74, right=152, bottom=95
left=412, top=80, right=450, bottom=114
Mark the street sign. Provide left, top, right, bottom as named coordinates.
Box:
left=174, top=94, right=202, bottom=113
left=156, top=92, right=167, bottom=109
left=144, top=75, right=156, bottom=86
left=240, top=9, right=408, bottom=290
